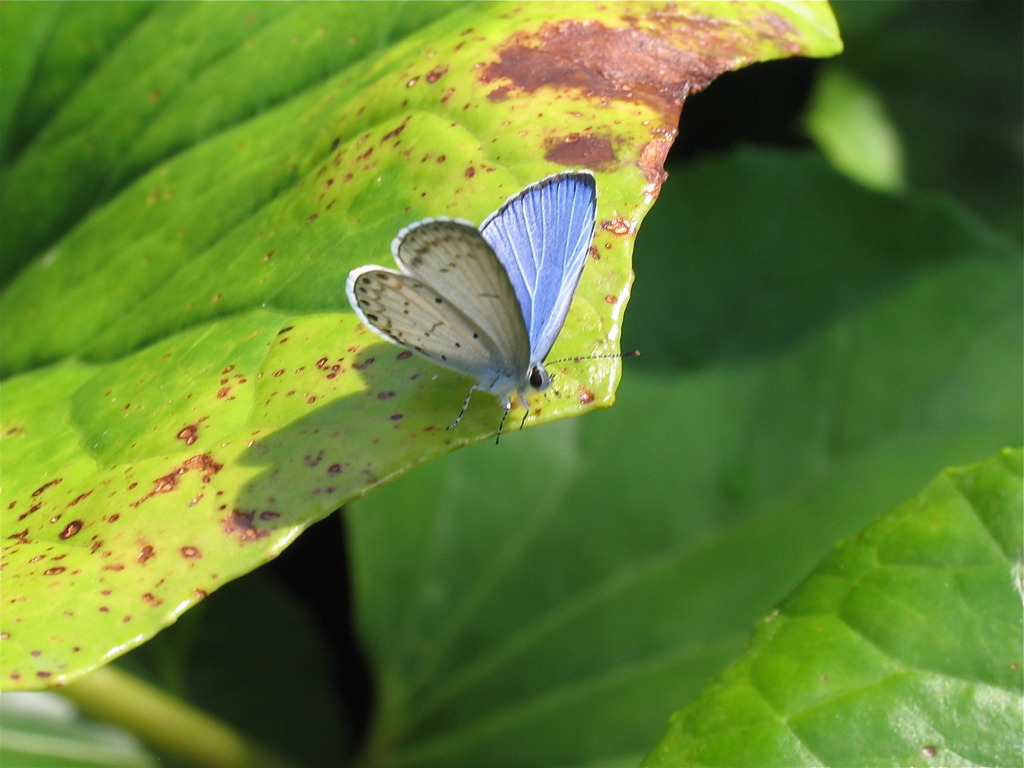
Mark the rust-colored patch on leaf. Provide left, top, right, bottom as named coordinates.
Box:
left=481, top=19, right=696, bottom=117
left=638, top=128, right=676, bottom=188
left=544, top=133, right=616, bottom=168
left=480, top=8, right=791, bottom=189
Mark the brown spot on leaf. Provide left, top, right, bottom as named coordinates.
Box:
left=221, top=510, right=269, bottom=542
left=32, top=479, right=63, bottom=497
left=183, top=453, right=223, bottom=482
left=177, top=424, right=199, bottom=445
left=68, top=491, right=92, bottom=507
left=18, top=504, right=41, bottom=521
left=137, top=545, right=155, bottom=564
left=43, top=567, right=66, bottom=576
left=382, top=117, right=410, bottom=141
left=578, top=388, right=596, bottom=404
left=180, top=546, right=201, bottom=558
left=426, top=65, right=448, bottom=83
left=601, top=218, right=632, bottom=235
left=133, top=469, right=183, bottom=506
left=58, top=520, right=83, bottom=540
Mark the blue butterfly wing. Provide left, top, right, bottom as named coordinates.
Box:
left=480, top=170, right=597, bottom=363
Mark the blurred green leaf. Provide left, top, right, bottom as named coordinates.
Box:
left=0, top=689, right=157, bottom=768
left=827, top=1, right=1023, bottom=241
left=804, top=66, right=906, bottom=193
left=0, top=1, right=842, bottom=693
left=346, top=148, right=1020, bottom=767
left=645, top=449, right=1023, bottom=767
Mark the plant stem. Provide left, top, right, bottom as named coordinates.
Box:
left=61, top=666, right=299, bottom=768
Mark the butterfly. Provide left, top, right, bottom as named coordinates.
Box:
left=346, top=170, right=597, bottom=440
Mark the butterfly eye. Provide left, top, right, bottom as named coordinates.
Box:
left=529, top=365, right=550, bottom=391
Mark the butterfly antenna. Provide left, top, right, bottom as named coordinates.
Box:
left=447, top=386, right=478, bottom=431
left=547, top=350, right=641, bottom=365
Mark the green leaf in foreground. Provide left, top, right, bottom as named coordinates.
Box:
left=0, top=1, right=843, bottom=691
left=644, top=449, right=1023, bottom=768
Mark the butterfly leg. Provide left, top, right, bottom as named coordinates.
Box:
left=494, top=402, right=514, bottom=444
left=447, top=385, right=480, bottom=431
